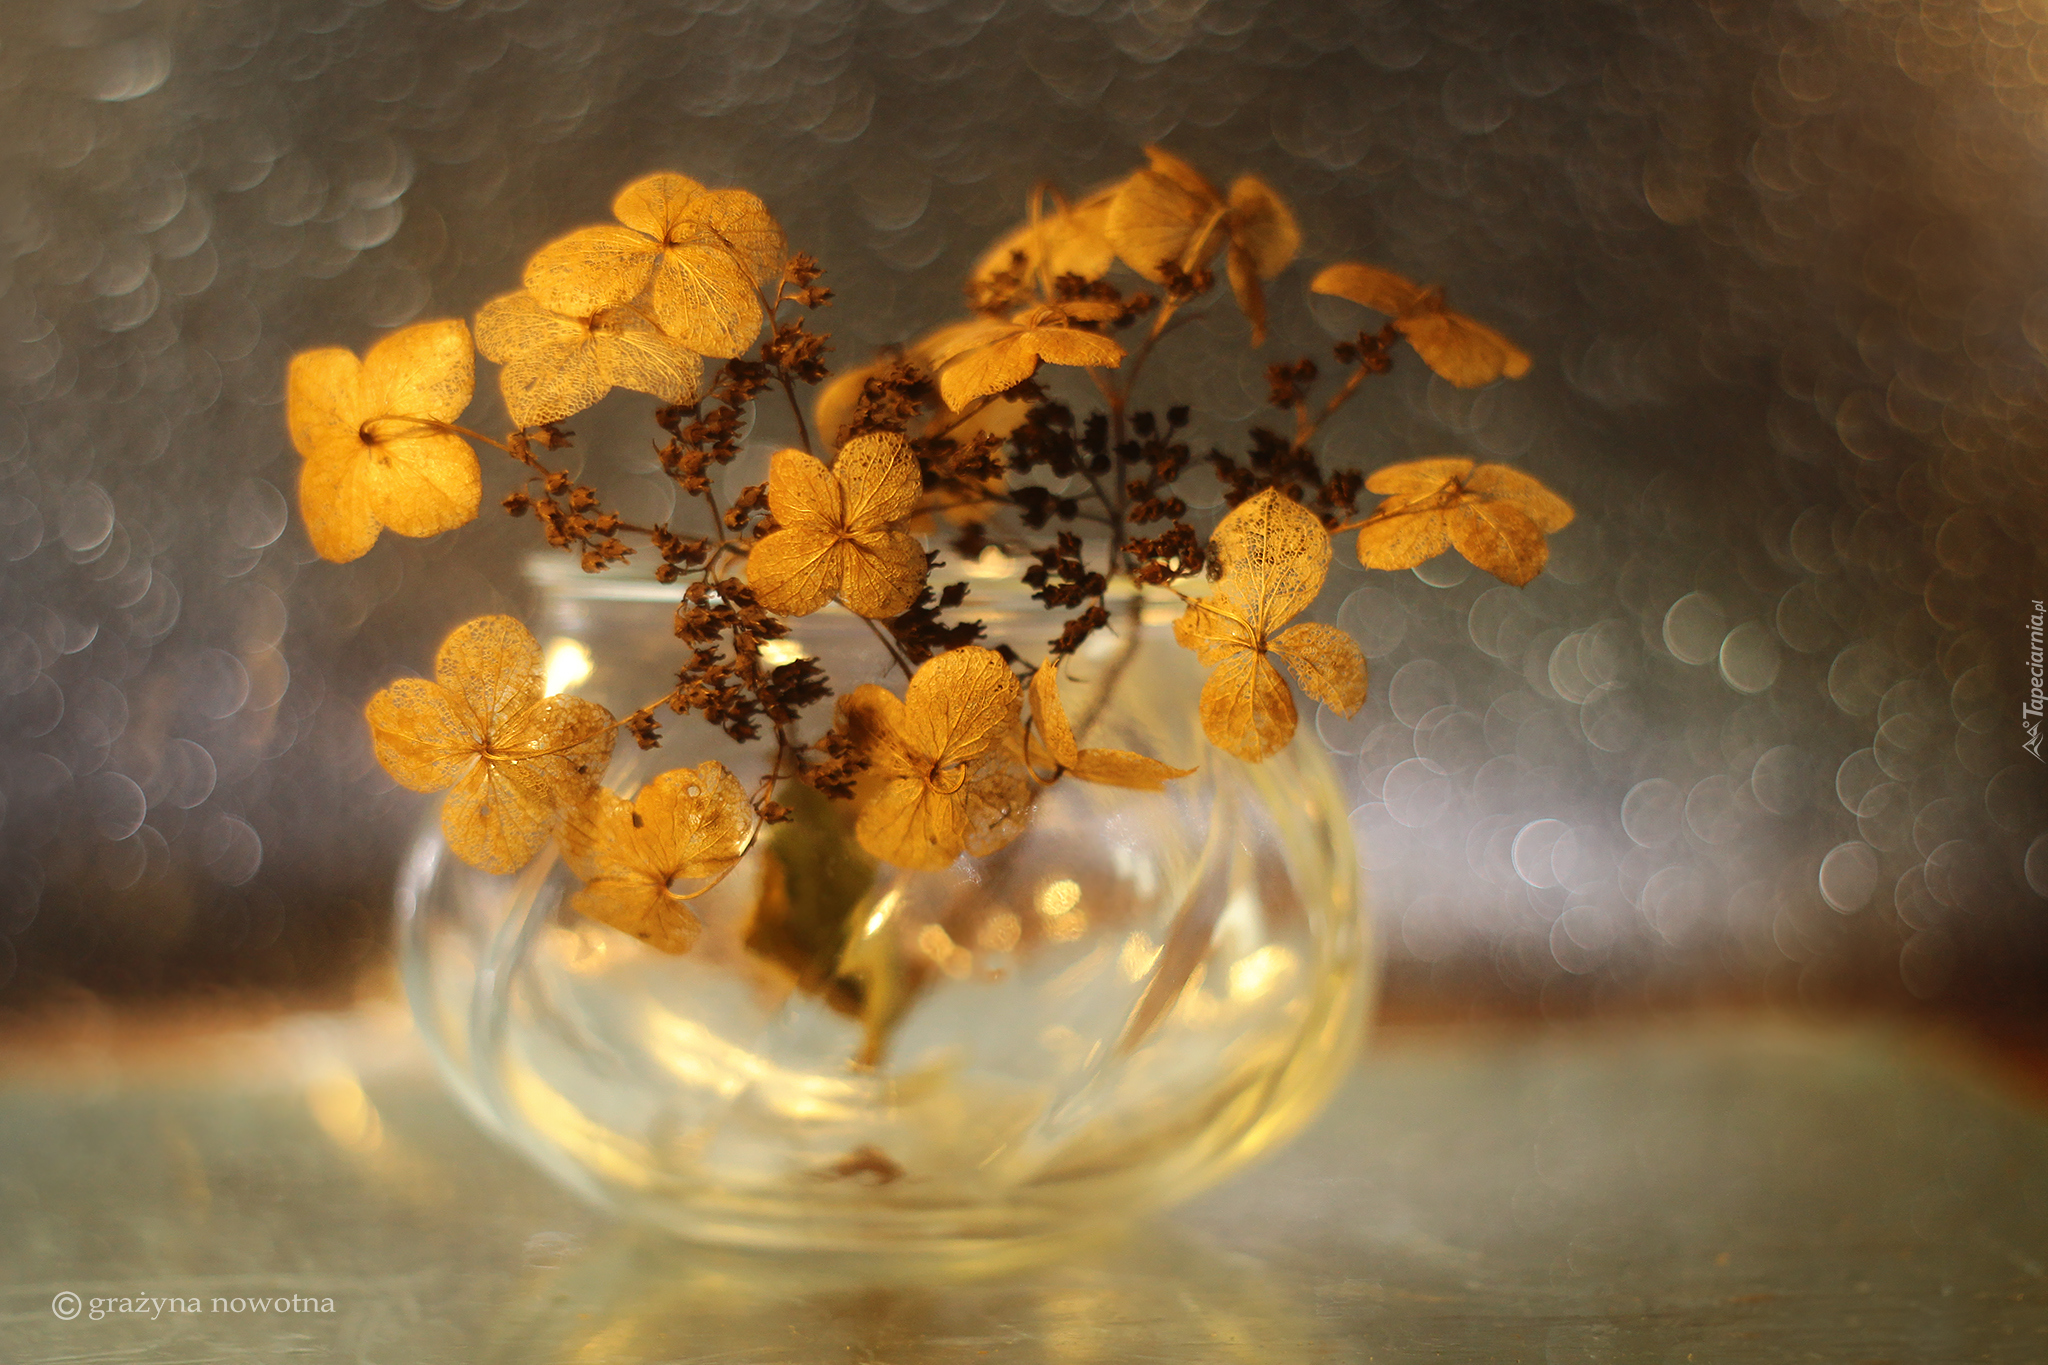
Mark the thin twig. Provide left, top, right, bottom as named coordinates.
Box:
left=860, top=614, right=917, bottom=678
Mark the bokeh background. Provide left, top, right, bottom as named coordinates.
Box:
left=1, top=0, right=2043, bottom=1026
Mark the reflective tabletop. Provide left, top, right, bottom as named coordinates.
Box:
left=2, top=1009, right=2044, bottom=1363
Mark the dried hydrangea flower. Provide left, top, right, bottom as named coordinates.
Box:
left=927, top=301, right=1126, bottom=411
left=838, top=647, right=1032, bottom=870
left=559, top=761, right=753, bottom=954
left=366, top=615, right=615, bottom=875
left=1106, top=146, right=1300, bottom=343
left=1354, top=458, right=1573, bottom=587
left=1028, top=661, right=1194, bottom=790
left=522, top=172, right=785, bottom=360
left=287, top=318, right=479, bottom=564
left=474, top=291, right=702, bottom=428
left=745, top=432, right=928, bottom=619
left=1311, top=263, right=1531, bottom=388
left=970, top=185, right=1119, bottom=306
left=1174, top=489, right=1366, bottom=762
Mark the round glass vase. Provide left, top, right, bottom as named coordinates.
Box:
left=396, top=554, right=1374, bottom=1252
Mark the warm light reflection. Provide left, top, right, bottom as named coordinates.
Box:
left=917, top=923, right=973, bottom=978
left=1229, top=944, right=1295, bottom=1002
left=1119, top=932, right=1160, bottom=981
left=306, top=1070, right=383, bottom=1153
left=542, top=636, right=594, bottom=695
left=757, top=638, right=805, bottom=667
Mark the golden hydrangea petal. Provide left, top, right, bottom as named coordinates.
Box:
left=836, top=684, right=914, bottom=777
left=498, top=349, right=609, bottom=428
left=1226, top=175, right=1300, bottom=280
left=764, top=447, right=842, bottom=529
left=1198, top=650, right=1297, bottom=762
left=1065, top=749, right=1194, bottom=791
left=610, top=172, right=708, bottom=239
left=523, top=225, right=659, bottom=321
left=1031, top=662, right=1192, bottom=789
left=474, top=291, right=576, bottom=365
left=971, top=192, right=1117, bottom=288
left=1106, top=168, right=1216, bottom=283
left=441, top=756, right=558, bottom=875
left=1171, top=594, right=1256, bottom=667
left=570, top=878, right=703, bottom=955
left=635, top=761, right=753, bottom=879
left=591, top=312, right=703, bottom=406
left=1142, top=145, right=1221, bottom=201
left=515, top=694, right=616, bottom=799
left=1399, top=311, right=1531, bottom=388
left=475, top=293, right=611, bottom=427
left=1227, top=244, right=1269, bottom=346
left=746, top=528, right=844, bottom=617
left=1309, top=262, right=1427, bottom=316
left=1207, top=488, right=1330, bottom=635
left=561, top=764, right=748, bottom=940
left=901, top=646, right=1021, bottom=770
left=559, top=786, right=631, bottom=880
left=812, top=364, right=876, bottom=447
left=1465, top=463, right=1574, bottom=533
left=1364, top=457, right=1475, bottom=498
left=1048, top=298, right=1123, bottom=324
left=856, top=776, right=962, bottom=870
left=837, top=530, right=927, bottom=619
left=361, top=318, right=474, bottom=424
left=365, top=677, right=477, bottom=792
left=1448, top=501, right=1547, bottom=587
left=1271, top=622, right=1367, bottom=718
left=647, top=245, right=763, bottom=359
left=957, top=750, right=1032, bottom=857
left=1026, top=326, right=1125, bottom=370
left=286, top=347, right=365, bottom=464
left=361, top=432, right=480, bottom=540
left=434, top=615, right=544, bottom=733
left=918, top=317, right=1014, bottom=370
left=1356, top=507, right=1453, bottom=570
left=299, top=453, right=380, bottom=564
left=687, top=187, right=787, bottom=285
left=1027, top=662, right=1082, bottom=766
left=835, top=431, right=921, bottom=528
left=937, top=331, right=1037, bottom=411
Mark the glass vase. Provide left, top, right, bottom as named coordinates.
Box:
left=396, top=554, right=1374, bottom=1252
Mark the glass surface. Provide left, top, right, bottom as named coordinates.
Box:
left=5, top=1014, right=2044, bottom=1363
left=397, top=560, right=1372, bottom=1250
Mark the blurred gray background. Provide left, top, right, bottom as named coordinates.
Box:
left=1, top=0, right=2043, bottom=1022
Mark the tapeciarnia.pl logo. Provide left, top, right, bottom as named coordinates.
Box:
left=2026, top=599, right=2045, bottom=762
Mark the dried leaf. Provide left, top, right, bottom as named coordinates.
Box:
left=1223, top=176, right=1300, bottom=345
left=932, top=304, right=1125, bottom=411
left=559, top=761, right=752, bottom=954
left=1225, top=176, right=1301, bottom=280
left=522, top=172, right=785, bottom=360
left=1172, top=489, right=1367, bottom=761
left=1311, top=262, right=1531, bottom=388
left=843, top=647, right=1032, bottom=869
left=971, top=187, right=1118, bottom=294
left=1269, top=622, right=1367, bottom=716
left=1106, top=148, right=1300, bottom=342
left=1029, top=661, right=1194, bottom=790
left=1106, top=148, right=1226, bottom=283
left=287, top=319, right=480, bottom=563
left=365, top=615, right=615, bottom=874
left=745, top=433, right=927, bottom=618
left=475, top=291, right=702, bottom=428
left=1355, top=457, right=1573, bottom=587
